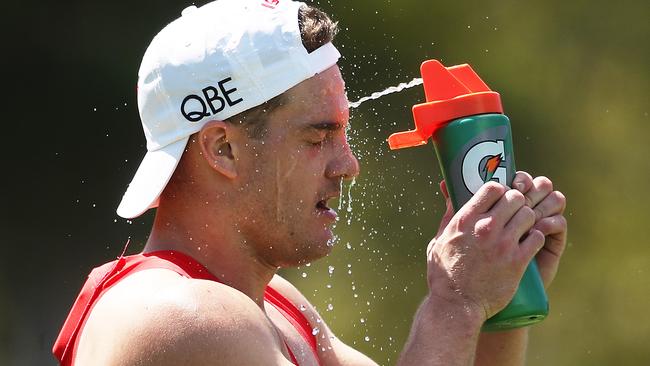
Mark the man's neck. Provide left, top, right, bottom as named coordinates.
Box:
left=144, top=209, right=278, bottom=309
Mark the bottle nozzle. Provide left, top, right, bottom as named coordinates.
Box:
left=387, top=60, right=503, bottom=150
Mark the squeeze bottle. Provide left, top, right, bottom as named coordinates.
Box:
left=388, top=59, right=548, bottom=331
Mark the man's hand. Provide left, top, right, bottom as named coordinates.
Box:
left=511, top=172, right=568, bottom=289
left=398, top=174, right=567, bottom=366
left=398, top=180, right=545, bottom=366
left=426, top=180, right=546, bottom=323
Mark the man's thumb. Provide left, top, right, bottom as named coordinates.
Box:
left=436, top=181, right=455, bottom=237
left=440, top=180, right=449, bottom=200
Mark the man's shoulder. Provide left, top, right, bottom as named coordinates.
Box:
left=89, top=267, right=258, bottom=318
left=268, top=274, right=327, bottom=333
left=269, top=274, right=379, bottom=365
left=269, top=273, right=305, bottom=302
left=75, top=268, right=288, bottom=365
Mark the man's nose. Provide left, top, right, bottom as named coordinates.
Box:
left=325, top=140, right=360, bottom=180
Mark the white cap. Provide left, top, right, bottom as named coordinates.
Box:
left=117, top=0, right=341, bottom=219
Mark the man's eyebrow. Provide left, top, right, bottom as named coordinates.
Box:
left=303, top=121, right=342, bottom=131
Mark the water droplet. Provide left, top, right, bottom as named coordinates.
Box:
left=302, top=272, right=307, bottom=278
left=312, top=327, right=320, bottom=335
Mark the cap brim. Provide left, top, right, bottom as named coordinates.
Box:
left=116, top=136, right=189, bottom=219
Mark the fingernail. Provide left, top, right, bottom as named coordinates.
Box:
left=514, top=182, right=524, bottom=191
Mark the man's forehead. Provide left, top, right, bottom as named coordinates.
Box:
left=290, top=66, right=346, bottom=97
left=282, top=68, right=348, bottom=118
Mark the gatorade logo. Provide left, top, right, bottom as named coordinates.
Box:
left=462, top=140, right=507, bottom=194
left=180, top=77, right=244, bottom=123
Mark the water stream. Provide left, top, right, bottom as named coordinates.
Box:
left=348, top=77, right=423, bottom=109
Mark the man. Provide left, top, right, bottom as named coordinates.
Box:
left=53, top=0, right=568, bottom=365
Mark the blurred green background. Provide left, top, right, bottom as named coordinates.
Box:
left=2, top=0, right=648, bottom=365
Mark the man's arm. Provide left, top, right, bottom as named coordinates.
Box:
left=397, top=295, right=485, bottom=366
left=398, top=299, right=530, bottom=366
left=475, top=329, right=528, bottom=365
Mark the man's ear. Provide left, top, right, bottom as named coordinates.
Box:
left=198, top=120, right=237, bottom=179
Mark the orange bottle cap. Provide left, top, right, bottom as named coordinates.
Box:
left=387, top=60, right=503, bottom=150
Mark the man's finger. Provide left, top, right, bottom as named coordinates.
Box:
left=504, top=205, right=536, bottom=243
left=512, top=171, right=533, bottom=193
left=534, top=215, right=567, bottom=236
left=489, top=189, right=527, bottom=227
left=535, top=215, right=567, bottom=235
left=531, top=191, right=566, bottom=221
left=517, top=229, right=545, bottom=266
left=524, top=176, right=553, bottom=208
left=463, top=182, right=507, bottom=215
left=534, top=215, right=568, bottom=255
left=435, top=182, right=455, bottom=238
left=440, top=180, right=449, bottom=199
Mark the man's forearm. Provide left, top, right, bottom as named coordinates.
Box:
left=397, top=296, right=484, bottom=366
left=474, top=327, right=528, bottom=366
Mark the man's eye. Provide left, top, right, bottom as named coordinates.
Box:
left=308, top=132, right=328, bottom=146
left=309, top=139, right=324, bottom=146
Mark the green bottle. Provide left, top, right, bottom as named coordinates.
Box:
left=388, top=60, right=548, bottom=331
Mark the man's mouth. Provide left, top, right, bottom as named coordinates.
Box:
left=316, top=200, right=330, bottom=210
left=316, top=193, right=339, bottom=220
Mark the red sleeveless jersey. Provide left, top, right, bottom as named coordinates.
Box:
left=52, top=250, right=320, bottom=365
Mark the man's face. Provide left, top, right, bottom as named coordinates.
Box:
left=234, top=65, right=359, bottom=267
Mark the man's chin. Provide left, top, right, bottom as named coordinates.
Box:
left=282, top=236, right=335, bottom=267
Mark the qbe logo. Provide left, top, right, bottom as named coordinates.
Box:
left=461, top=140, right=507, bottom=194
left=180, top=77, right=243, bottom=123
